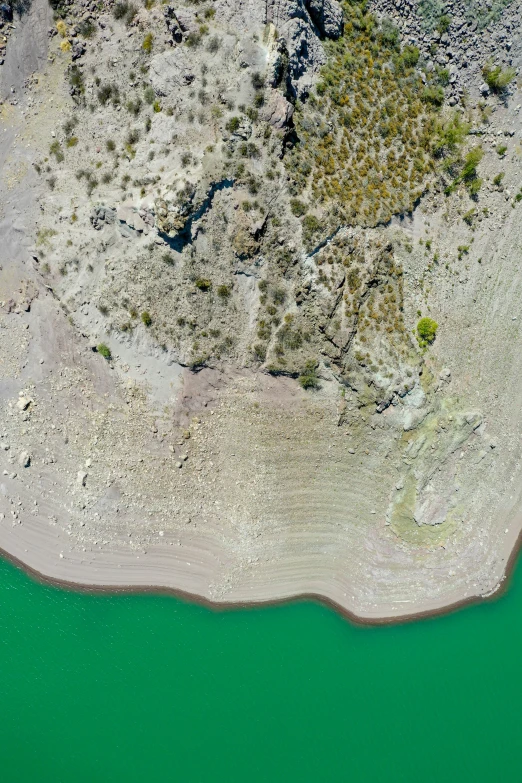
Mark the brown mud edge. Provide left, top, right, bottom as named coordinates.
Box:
left=2, top=531, right=521, bottom=627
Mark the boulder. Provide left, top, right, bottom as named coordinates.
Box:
left=261, top=89, right=294, bottom=131
left=150, top=49, right=195, bottom=97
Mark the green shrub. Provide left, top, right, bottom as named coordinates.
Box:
left=496, top=144, right=507, bottom=157
left=482, top=64, right=516, bottom=92
left=462, top=146, right=483, bottom=181
left=106, top=139, right=116, bottom=152
left=401, top=45, right=420, bottom=68
left=195, top=278, right=211, bottom=291
left=77, top=18, right=96, bottom=38
left=437, top=14, right=451, bottom=33
left=421, top=85, right=444, bottom=106
left=298, top=361, right=319, bottom=390
left=417, top=317, right=438, bottom=346
left=141, top=311, right=152, bottom=326
left=225, top=116, right=240, bottom=133
left=290, top=198, right=307, bottom=217
left=97, top=343, right=111, bottom=360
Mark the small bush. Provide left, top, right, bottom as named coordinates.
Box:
left=299, top=361, right=319, bottom=390
left=437, top=14, right=451, bottom=33
left=417, top=317, right=438, bottom=346
left=483, top=64, right=516, bottom=92
left=421, top=85, right=444, bottom=106
left=66, top=136, right=78, bottom=147
left=195, top=278, right=211, bottom=291
left=142, top=32, right=153, bottom=53
left=462, top=146, right=483, bottom=180
left=217, top=284, right=231, bottom=298
left=69, top=66, right=84, bottom=93
left=141, top=311, right=152, bottom=326
left=290, top=198, right=307, bottom=217
left=251, top=72, right=265, bottom=90
left=77, top=19, right=96, bottom=38
left=97, top=343, right=111, bottom=360
left=126, top=128, right=140, bottom=145
left=162, top=252, right=175, bottom=266
left=106, top=139, right=116, bottom=152
left=225, top=116, right=241, bottom=133
left=186, top=31, right=201, bottom=47
left=496, top=144, right=507, bottom=157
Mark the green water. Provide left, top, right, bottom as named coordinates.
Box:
left=1, top=558, right=521, bottom=782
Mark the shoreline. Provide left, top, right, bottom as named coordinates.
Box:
left=1, top=524, right=519, bottom=627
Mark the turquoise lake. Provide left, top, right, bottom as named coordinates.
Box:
left=1, top=556, right=521, bottom=782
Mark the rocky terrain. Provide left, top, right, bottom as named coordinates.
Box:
left=1, top=0, right=522, bottom=622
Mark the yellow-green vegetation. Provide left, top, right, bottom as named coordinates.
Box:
left=285, top=0, right=447, bottom=229
left=142, top=32, right=154, bottom=53
left=416, top=316, right=438, bottom=347
left=97, top=343, right=111, bottom=360
left=141, top=311, right=152, bottom=326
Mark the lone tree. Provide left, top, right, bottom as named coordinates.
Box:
left=417, top=317, right=438, bottom=347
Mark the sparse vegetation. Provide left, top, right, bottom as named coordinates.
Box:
left=141, top=311, right=152, bottom=326
left=285, top=0, right=447, bottom=229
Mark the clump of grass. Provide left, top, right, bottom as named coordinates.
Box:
left=195, top=278, right=211, bottom=291
left=141, top=311, right=152, bottom=326
left=49, top=140, right=64, bottom=162
left=66, top=136, right=78, bottom=147
left=217, top=284, right=231, bottom=298
left=496, top=144, right=507, bottom=157
left=113, top=0, right=137, bottom=24
left=142, top=32, right=153, bottom=53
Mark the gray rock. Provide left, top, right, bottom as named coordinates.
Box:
left=305, top=0, right=343, bottom=39
left=261, top=89, right=294, bottom=130
left=18, top=451, right=31, bottom=468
